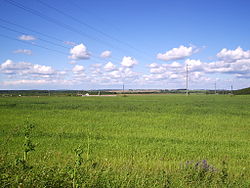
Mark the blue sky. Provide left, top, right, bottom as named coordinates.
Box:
left=1, top=0, right=250, bottom=90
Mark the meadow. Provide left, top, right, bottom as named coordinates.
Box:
left=0, top=95, right=249, bottom=187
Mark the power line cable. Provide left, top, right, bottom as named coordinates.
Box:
left=0, top=33, right=68, bottom=55
left=0, top=21, right=120, bottom=62
left=3, top=0, right=118, bottom=49
left=4, top=0, right=154, bottom=62
left=0, top=32, right=103, bottom=63
left=0, top=18, right=66, bottom=44
left=0, top=18, right=121, bottom=62
left=0, top=25, right=69, bottom=50
left=71, top=0, right=155, bottom=61
left=36, top=0, right=151, bottom=58
left=70, top=0, right=121, bottom=33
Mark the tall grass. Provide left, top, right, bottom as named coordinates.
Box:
left=0, top=95, right=249, bottom=186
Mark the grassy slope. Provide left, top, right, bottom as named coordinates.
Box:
left=234, top=87, right=250, bottom=95
left=0, top=95, right=249, bottom=186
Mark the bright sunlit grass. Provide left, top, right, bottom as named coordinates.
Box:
left=0, top=95, right=249, bottom=187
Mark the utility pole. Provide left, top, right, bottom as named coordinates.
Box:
left=186, top=64, right=189, bottom=96
left=214, top=82, right=217, bottom=94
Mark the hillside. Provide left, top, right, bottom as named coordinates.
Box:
left=234, top=87, right=250, bottom=95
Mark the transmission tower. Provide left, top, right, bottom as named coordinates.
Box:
left=214, top=82, right=217, bottom=94
left=186, top=64, right=189, bottom=96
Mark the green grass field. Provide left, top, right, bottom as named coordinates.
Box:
left=0, top=95, right=249, bottom=187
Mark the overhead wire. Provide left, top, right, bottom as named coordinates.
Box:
left=0, top=33, right=68, bottom=55
left=4, top=0, right=155, bottom=63
left=0, top=25, right=69, bottom=50
left=0, top=32, right=105, bottom=63
left=3, top=0, right=151, bottom=64
left=1, top=1, right=154, bottom=89
left=70, top=0, right=122, bottom=33
left=70, top=0, right=155, bottom=61
left=0, top=18, right=120, bottom=60
left=36, top=0, right=151, bottom=58
left=3, top=0, right=119, bottom=50
left=0, top=18, right=66, bottom=44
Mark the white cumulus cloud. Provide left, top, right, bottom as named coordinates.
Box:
left=100, top=50, right=112, bottom=58
left=150, top=66, right=166, bottom=74
left=0, top=59, right=57, bottom=76
left=2, top=79, right=48, bottom=85
left=18, top=35, right=36, bottom=41
left=104, top=62, right=116, bottom=71
left=170, top=62, right=182, bottom=68
left=72, top=65, right=84, bottom=73
left=69, top=43, right=90, bottom=60
left=184, top=56, right=250, bottom=77
left=217, top=47, right=250, bottom=62
left=32, top=64, right=55, bottom=75
left=121, top=56, right=138, bottom=67
left=148, top=63, right=158, bottom=68
left=185, top=59, right=203, bottom=72
left=13, top=49, right=32, bottom=55
left=157, top=45, right=197, bottom=61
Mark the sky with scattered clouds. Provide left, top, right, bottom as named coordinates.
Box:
left=1, top=0, right=250, bottom=90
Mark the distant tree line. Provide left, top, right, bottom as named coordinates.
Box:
left=0, top=87, right=249, bottom=96
left=0, top=90, right=117, bottom=97
left=233, top=87, right=250, bottom=95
